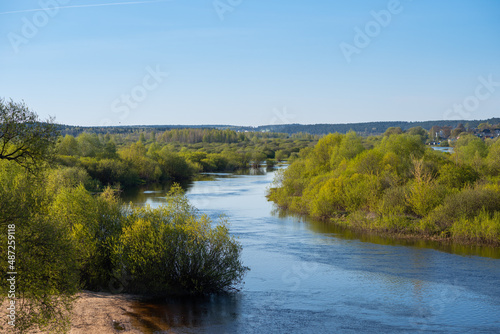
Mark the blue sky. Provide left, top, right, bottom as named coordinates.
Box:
left=1, top=0, right=499, bottom=126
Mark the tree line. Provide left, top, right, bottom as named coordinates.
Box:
left=53, top=129, right=317, bottom=189
left=268, top=127, right=500, bottom=245
left=57, top=117, right=500, bottom=137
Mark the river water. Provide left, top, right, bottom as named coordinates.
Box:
left=122, top=169, right=500, bottom=334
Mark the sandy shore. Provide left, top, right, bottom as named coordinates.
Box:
left=67, top=291, right=145, bottom=334
left=4, top=291, right=173, bottom=334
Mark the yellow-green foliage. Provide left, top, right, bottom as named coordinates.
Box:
left=118, top=185, right=249, bottom=295
left=55, top=129, right=318, bottom=188
left=0, top=160, right=249, bottom=332
left=269, top=131, right=500, bottom=244
left=451, top=210, right=500, bottom=243
left=406, top=159, right=448, bottom=217
left=486, top=138, right=500, bottom=175
left=49, top=185, right=123, bottom=291
left=0, top=162, right=79, bottom=333
left=453, top=134, right=488, bottom=171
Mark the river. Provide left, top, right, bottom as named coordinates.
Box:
left=121, top=168, right=500, bottom=333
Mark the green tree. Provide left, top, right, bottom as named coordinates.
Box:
left=274, top=150, right=288, bottom=162
left=0, top=99, right=58, bottom=172
left=118, top=186, right=249, bottom=295
left=56, top=135, right=79, bottom=156
left=486, top=138, right=500, bottom=175
left=453, top=134, right=487, bottom=171
left=330, top=131, right=365, bottom=167
left=157, top=149, right=194, bottom=180
left=384, top=127, right=403, bottom=136
left=77, top=133, right=102, bottom=157
left=0, top=163, right=79, bottom=333
left=406, top=126, right=429, bottom=142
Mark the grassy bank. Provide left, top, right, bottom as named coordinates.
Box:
left=268, top=130, right=500, bottom=246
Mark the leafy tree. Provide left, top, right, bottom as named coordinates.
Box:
left=384, top=127, right=403, bottom=136
left=102, top=139, right=118, bottom=159
left=451, top=124, right=466, bottom=138
left=486, top=138, right=500, bottom=176
left=157, top=149, right=194, bottom=179
left=77, top=133, right=102, bottom=157
left=0, top=162, right=79, bottom=333
left=330, top=131, right=365, bottom=167
left=406, top=126, right=429, bottom=142
left=139, top=132, right=146, bottom=143
left=0, top=99, right=58, bottom=172
left=250, top=151, right=267, bottom=168
left=49, top=186, right=124, bottom=290
left=274, top=150, right=288, bottom=162
left=453, top=134, right=488, bottom=171
left=56, top=135, right=79, bottom=156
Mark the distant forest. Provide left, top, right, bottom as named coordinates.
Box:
left=58, top=118, right=500, bottom=136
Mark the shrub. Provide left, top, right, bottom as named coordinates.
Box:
left=377, top=209, right=414, bottom=232
left=118, top=186, right=249, bottom=295
left=486, top=138, right=500, bottom=176
left=425, top=187, right=500, bottom=230
left=157, top=149, right=195, bottom=179
left=438, top=163, right=479, bottom=189
left=49, top=185, right=123, bottom=290
left=406, top=179, right=448, bottom=217
left=451, top=210, right=500, bottom=244
left=378, top=186, right=410, bottom=215
left=79, top=157, right=140, bottom=187
left=0, top=162, right=79, bottom=333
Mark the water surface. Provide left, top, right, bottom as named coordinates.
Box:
left=123, top=169, right=500, bottom=333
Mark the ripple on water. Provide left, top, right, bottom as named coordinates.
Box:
left=122, top=170, right=500, bottom=333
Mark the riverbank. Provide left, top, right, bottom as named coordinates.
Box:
left=20, top=291, right=170, bottom=334
left=271, top=202, right=500, bottom=248
left=330, top=214, right=500, bottom=247
left=267, top=132, right=500, bottom=247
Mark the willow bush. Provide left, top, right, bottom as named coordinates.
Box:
left=269, top=132, right=500, bottom=244
left=118, top=186, right=249, bottom=295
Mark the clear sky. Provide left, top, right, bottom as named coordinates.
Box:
left=1, top=0, right=499, bottom=126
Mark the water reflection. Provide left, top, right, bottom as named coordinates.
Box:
left=121, top=167, right=269, bottom=206
left=271, top=208, right=500, bottom=259
left=128, top=294, right=241, bottom=334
